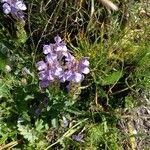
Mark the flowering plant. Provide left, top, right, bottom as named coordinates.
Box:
left=36, top=36, right=90, bottom=88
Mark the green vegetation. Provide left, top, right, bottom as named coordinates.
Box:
left=0, top=0, right=150, bottom=149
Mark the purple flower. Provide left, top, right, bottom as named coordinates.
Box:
left=43, top=44, right=53, bottom=55
left=79, top=57, right=90, bottom=74
left=65, top=71, right=84, bottom=83
left=36, top=50, right=64, bottom=88
left=65, top=52, right=75, bottom=62
left=53, top=35, right=68, bottom=57
left=46, top=54, right=64, bottom=78
left=54, top=35, right=62, bottom=43
left=72, top=134, right=84, bottom=142
left=53, top=66, right=64, bottom=77
left=1, top=0, right=26, bottom=20
left=55, top=42, right=67, bottom=53
left=62, top=116, right=69, bottom=128
left=46, top=53, right=57, bottom=64
left=36, top=61, right=47, bottom=71
left=14, top=0, right=26, bottom=10
left=38, top=70, right=47, bottom=80
left=47, top=70, right=55, bottom=81
left=65, top=57, right=90, bottom=83
left=3, top=3, right=11, bottom=14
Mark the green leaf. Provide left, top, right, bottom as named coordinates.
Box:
left=0, top=79, right=9, bottom=98
left=125, top=96, right=135, bottom=108
left=17, top=123, right=38, bottom=143
left=102, top=70, right=123, bottom=85
left=35, top=119, right=44, bottom=132
left=0, top=42, right=8, bottom=70
left=51, top=118, right=59, bottom=128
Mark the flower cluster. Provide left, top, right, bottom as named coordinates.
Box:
left=36, top=36, right=90, bottom=88
left=1, top=0, right=27, bottom=20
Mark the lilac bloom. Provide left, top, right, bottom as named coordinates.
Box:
left=55, top=42, right=67, bottom=52
left=36, top=36, right=90, bottom=88
left=79, top=57, right=90, bottom=74
left=80, top=57, right=89, bottom=67
left=65, top=52, right=75, bottom=62
left=14, top=0, right=26, bottom=10
left=43, top=44, right=53, bottom=55
left=53, top=66, right=64, bottom=77
left=38, top=70, right=47, bottom=80
left=46, top=53, right=57, bottom=64
left=54, top=35, right=62, bottom=43
left=53, top=35, right=68, bottom=57
left=62, top=116, right=69, bottom=128
left=36, top=61, right=47, bottom=71
left=66, top=71, right=84, bottom=83
left=1, top=0, right=27, bottom=20
left=1, top=0, right=11, bottom=2
left=36, top=50, right=65, bottom=87
left=72, top=134, right=84, bottom=142
left=46, top=53, right=64, bottom=78
left=64, top=71, right=71, bottom=81
left=47, top=70, right=55, bottom=81
left=13, top=9, right=24, bottom=20
left=71, top=72, right=84, bottom=83
left=65, top=56, right=90, bottom=83
left=80, top=67, right=90, bottom=74
left=3, top=3, right=11, bottom=14
left=59, top=72, right=67, bottom=82
left=65, top=59, right=84, bottom=83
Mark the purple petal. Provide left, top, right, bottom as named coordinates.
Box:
left=72, top=134, right=84, bottom=142
left=46, top=53, right=57, bottom=64
left=54, top=35, right=62, bottom=43
left=36, top=61, right=47, bottom=71
left=64, top=70, right=73, bottom=81
left=59, top=75, right=66, bottom=82
left=1, top=0, right=11, bottom=3
left=62, top=116, right=69, bottom=128
left=55, top=43, right=67, bottom=52
left=15, top=1, right=27, bottom=10
left=47, top=70, right=55, bottom=81
left=65, top=53, right=75, bottom=62
left=47, top=75, right=54, bottom=81
left=3, top=3, right=11, bottom=14
left=72, top=72, right=84, bottom=83
left=80, top=58, right=89, bottom=67
left=13, top=10, right=25, bottom=20
left=38, top=71, right=47, bottom=80
left=54, top=67, right=63, bottom=77
left=43, top=44, right=53, bottom=55
left=80, top=67, right=90, bottom=74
